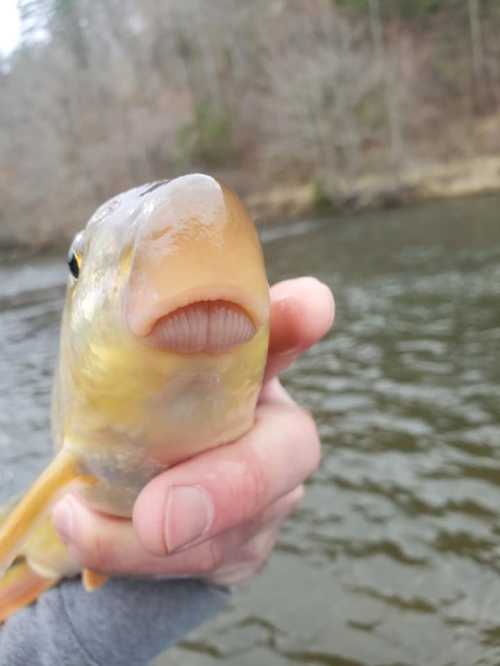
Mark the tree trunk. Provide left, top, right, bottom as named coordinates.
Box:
left=368, top=0, right=404, bottom=168
left=468, top=0, right=485, bottom=111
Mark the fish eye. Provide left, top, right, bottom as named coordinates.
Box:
left=67, top=231, right=85, bottom=280
left=67, top=250, right=81, bottom=279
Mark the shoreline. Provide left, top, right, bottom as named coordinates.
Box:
left=246, top=155, right=500, bottom=225
left=3, top=155, right=500, bottom=258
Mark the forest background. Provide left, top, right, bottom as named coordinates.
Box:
left=2, top=0, right=500, bottom=248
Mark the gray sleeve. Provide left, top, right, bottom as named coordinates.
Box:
left=0, top=577, right=229, bottom=666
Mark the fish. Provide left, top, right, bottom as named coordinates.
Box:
left=0, top=174, right=270, bottom=621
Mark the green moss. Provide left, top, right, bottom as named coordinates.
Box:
left=312, top=179, right=338, bottom=213
left=176, top=100, right=236, bottom=167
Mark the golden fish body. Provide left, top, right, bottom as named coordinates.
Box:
left=0, top=174, right=269, bottom=618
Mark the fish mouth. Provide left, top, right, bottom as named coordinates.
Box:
left=127, top=286, right=264, bottom=354
left=147, top=299, right=256, bottom=354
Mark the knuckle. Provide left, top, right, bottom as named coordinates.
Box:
left=199, top=539, right=224, bottom=574
left=235, top=457, right=268, bottom=523
left=295, top=405, right=317, bottom=437
left=244, top=532, right=275, bottom=564
left=238, top=541, right=259, bottom=565
left=208, top=562, right=257, bottom=587
left=285, top=484, right=305, bottom=511
left=293, top=483, right=305, bottom=502
left=296, top=407, right=321, bottom=475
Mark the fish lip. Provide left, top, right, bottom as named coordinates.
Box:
left=126, top=286, right=267, bottom=339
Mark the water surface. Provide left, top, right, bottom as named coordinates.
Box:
left=1, top=195, right=500, bottom=665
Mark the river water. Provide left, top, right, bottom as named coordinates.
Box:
left=1, top=195, right=500, bottom=665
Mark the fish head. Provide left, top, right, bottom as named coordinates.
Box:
left=55, top=175, right=270, bottom=479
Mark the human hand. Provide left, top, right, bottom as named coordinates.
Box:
left=52, top=277, right=334, bottom=585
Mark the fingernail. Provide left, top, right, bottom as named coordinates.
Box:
left=52, top=497, right=75, bottom=544
left=164, top=485, right=213, bottom=553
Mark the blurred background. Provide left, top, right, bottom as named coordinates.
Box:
left=3, top=0, right=500, bottom=247
left=2, top=1, right=500, bottom=665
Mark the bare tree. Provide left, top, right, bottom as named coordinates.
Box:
left=468, top=0, right=484, bottom=102
left=2, top=0, right=500, bottom=247
left=368, top=0, right=405, bottom=167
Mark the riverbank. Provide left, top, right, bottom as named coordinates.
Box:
left=2, top=155, right=500, bottom=257
left=245, top=155, right=500, bottom=225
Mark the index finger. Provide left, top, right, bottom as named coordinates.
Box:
left=264, top=277, right=335, bottom=382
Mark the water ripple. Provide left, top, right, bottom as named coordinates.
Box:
left=3, top=198, right=500, bottom=666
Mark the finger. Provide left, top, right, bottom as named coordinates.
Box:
left=133, top=401, right=320, bottom=558
left=53, top=495, right=231, bottom=577
left=212, top=484, right=304, bottom=551
left=206, top=525, right=278, bottom=586
left=51, top=486, right=304, bottom=577
left=205, top=486, right=304, bottom=586
left=247, top=483, right=304, bottom=531
left=53, top=495, right=209, bottom=576
left=52, top=496, right=163, bottom=575
left=265, top=277, right=334, bottom=382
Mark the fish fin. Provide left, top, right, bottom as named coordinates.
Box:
left=0, top=449, right=95, bottom=573
left=82, top=568, right=109, bottom=591
left=0, top=559, right=58, bottom=623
